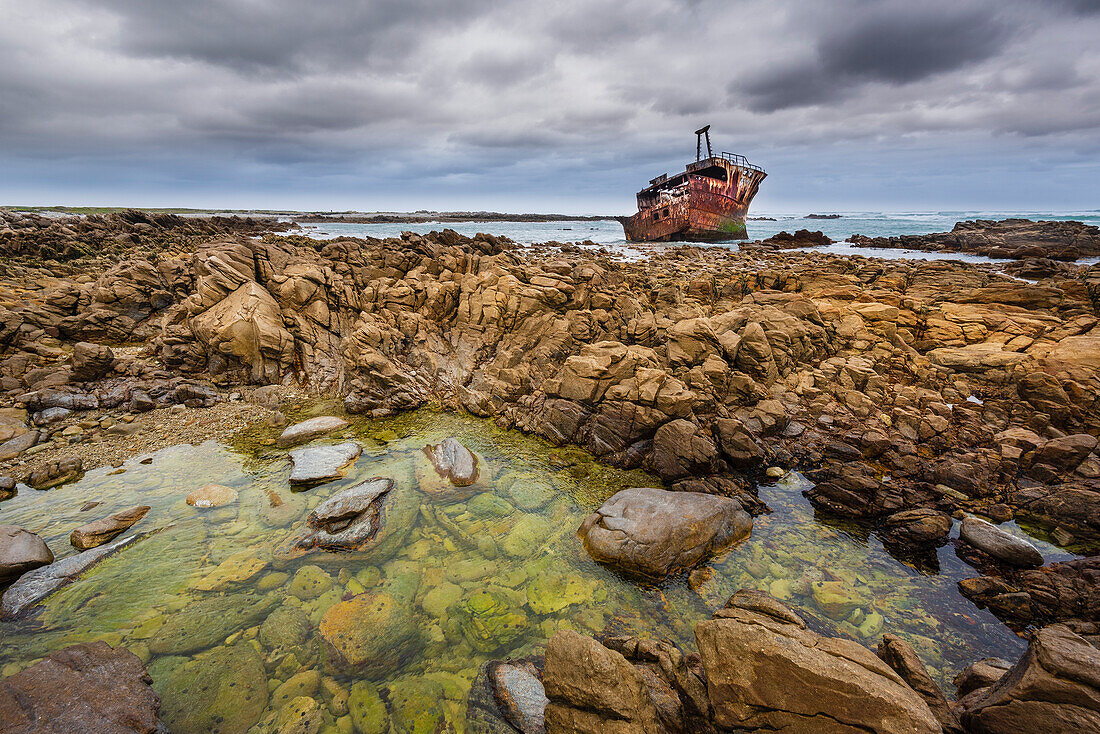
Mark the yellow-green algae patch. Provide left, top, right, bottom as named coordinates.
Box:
left=1, top=408, right=1032, bottom=732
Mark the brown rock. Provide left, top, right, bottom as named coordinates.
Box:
left=0, top=641, right=163, bottom=733
left=69, top=505, right=150, bottom=550
left=23, top=457, right=83, bottom=490
left=0, top=525, right=54, bottom=586
left=877, top=633, right=962, bottom=733
left=650, top=419, right=718, bottom=480
left=186, top=483, right=239, bottom=508
left=69, top=341, right=115, bottom=381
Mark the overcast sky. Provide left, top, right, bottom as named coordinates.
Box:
left=1, top=0, right=1098, bottom=213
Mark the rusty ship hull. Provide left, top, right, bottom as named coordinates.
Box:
left=621, top=131, right=766, bottom=243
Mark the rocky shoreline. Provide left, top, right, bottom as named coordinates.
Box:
left=1, top=211, right=1098, bottom=732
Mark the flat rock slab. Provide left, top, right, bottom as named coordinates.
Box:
left=423, top=437, right=480, bottom=487
left=289, top=442, right=362, bottom=486
left=1, top=533, right=145, bottom=619
left=70, top=505, right=150, bottom=549
left=959, top=516, right=1043, bottom=568
left=579, top=487, right=752, bottom=579
left=0, top=431, right=39, bottom=462
left=0, top=641, right=164, bottom=733
left=276, top=416, right=349, bottom=448
left=148, top=592, right=279, bottom=655
left=0, top=525, right=54, bottom=586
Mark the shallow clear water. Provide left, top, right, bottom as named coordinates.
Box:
left=293, top=210, right=1100, bottom=265
left=0, top=409, right=1052, bottom=732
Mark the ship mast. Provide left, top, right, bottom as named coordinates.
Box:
left=695, top=125, right=712, bottom=161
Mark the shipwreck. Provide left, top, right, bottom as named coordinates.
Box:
left=619, top=126, right=766, bottom=242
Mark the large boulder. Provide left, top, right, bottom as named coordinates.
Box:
left=158, top=643, right=268, bottom=734
left=877, top=633, right=963, bottom=733
left=0, top=525, right=53, bottom=586
left=958, top=624, right=1100, bottom=733
left=69, top=341, right=115, bottom=381
left=190, top=281, right=294, bottom=383
left=543, top=630, right=663, bottom=733
left=578, top=487, right=751, bottom=580
left=959, top=516, right=1044, bottom=568
left=0, top=642, right=163, bottom=733
left=695, top=591, right=940, bottom=733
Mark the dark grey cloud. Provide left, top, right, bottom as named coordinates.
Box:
left=0, top=0, right=1098, bottom=211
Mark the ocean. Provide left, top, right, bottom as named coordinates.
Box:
left=293, top=210, right=1100, bottom=265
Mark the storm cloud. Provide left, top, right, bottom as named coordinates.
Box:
left=0, top=0, right=1097, bottom=211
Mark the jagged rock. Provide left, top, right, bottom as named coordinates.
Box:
left=467, top=659, right=548, bottom=734
left=0, top=525, right=53, bottom=586
left=1034, top=434, right=1098, bottom=472
left=190, top=281, right=294, bottom=383
left=882, top=508, right=953, bottom=547
left=877, top=633, right=963, bottom=733
left=69, top=505, right=150, bottom=549
left=954, top=658, right=1011, bottom=698
left=275, top=416, right=349, bottom=448
left=578, top=487, right=751, bottom=579
left=959, top=516, right=1044, bottom=568
left=713, top=417, right=764, bottom=467
left=276, top=477, right=394, bottom=559
left=1, top=533, right=144, bottom=619
left=543, top=630, right=663, bottom=733
left=69, top=341, right=115, bottom=381
left=958, top=624, right=1100, bottom=733
left=695, top=593, right=940, bottom=733
left=650, top=419, right=719, bottom=480
left=288, top=441, right=361, bottom=486
left=0, top=642, right=163, bottom=733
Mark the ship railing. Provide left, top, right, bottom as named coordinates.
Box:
left=716, top=152, right=766, bottom=175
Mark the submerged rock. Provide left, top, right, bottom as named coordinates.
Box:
left=1, top=533, right=144, bottom=619
left=276, top=415, right=349, bottom=448
left=147, top=592, right=279, bottom=654
left=23, top=456, right=83, bottom=490
left=319, top=591, right=420, bottom=676
left=695, top=593, right=941, bottom=734
left=0, top=642, right=163, bottom=733
left=387, top=677, right=449, bottom=734
left=0, top=525, right=53, bottom=586
left=69, top=504, right=150, bottom=549
left=158, top=643, right=268, bottom=734
left=456, top=588, right=529, bottom=653
left=186, top=483, right=238, bottom=508
left=959, top=516, right=1044, bottom=568
left=578, top=487, right=751, bottom=579
left=288, top=441, right=361, bottom=486
left=275, top=477, right=395, bottom=560
left=347, top=681, right=389, bottom=734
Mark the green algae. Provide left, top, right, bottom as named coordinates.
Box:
left=0, top=407, right=1042, bottom=731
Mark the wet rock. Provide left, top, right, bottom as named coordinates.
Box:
left=276, top=415, right=349, bottom=448
left=1034, top=433, right=1098, bottom=472
left=387, top=677, right=449, bottom=734
left=959, top=516, right=1044, bottom=568
left=578, top=487, right=751, bottom=579
left=274, top=696, right=322, bottom=734
left=1, top=533, right=143, bottom=619
left=147, top=592, right=279, bottom=654
left=882, top=508, right=952, bottom=547
left=69, top=505, right=150, bottom=549
left=954, top=658, right=1011, bottom=698
left=695, top=594, right=940, bottom=734
left=877, top=633, right=963, bottom=733
left=543, top=629, right=662, bottom=733
left=259, top=604, right=312, bottom=650
left=0, top=641, right=163, bottom=733
left=186, top=483, right=238, bottom=508
left=0, top=430, right=39, bottom=461
left=0, top=477, right=14, bottom=501
left=714, top=417, right=764, bottom=467
left=23, top=456, right=83, bottom=490
left=276, top=478, right=395, bottom=560
left=422, top=436, right=480, bottom=486
left=288, top=441, right=361, bottom=486
left=319, top=591, right=420, bottom=676
left=0, top=525, right=54, bottom=586
left=810, top=580, right=862, bottom=620
left=159, top=643, right=268, bottom=734
left=191, top=549, right=268, bottom=591
left=70, top=341, right=115, bottom=381
left=525, top=570, right=595, bottom=615
left=288, top=565, right=334, bottom=600
left=456, top=588, right=529, bottom=653
left=347, top=681, right=389, bottom=734
left=958, top=624, right=1100, bottom=733
left=650, top=419, right=718, bottom=480
left=467, top=659, right=547, bottom=734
